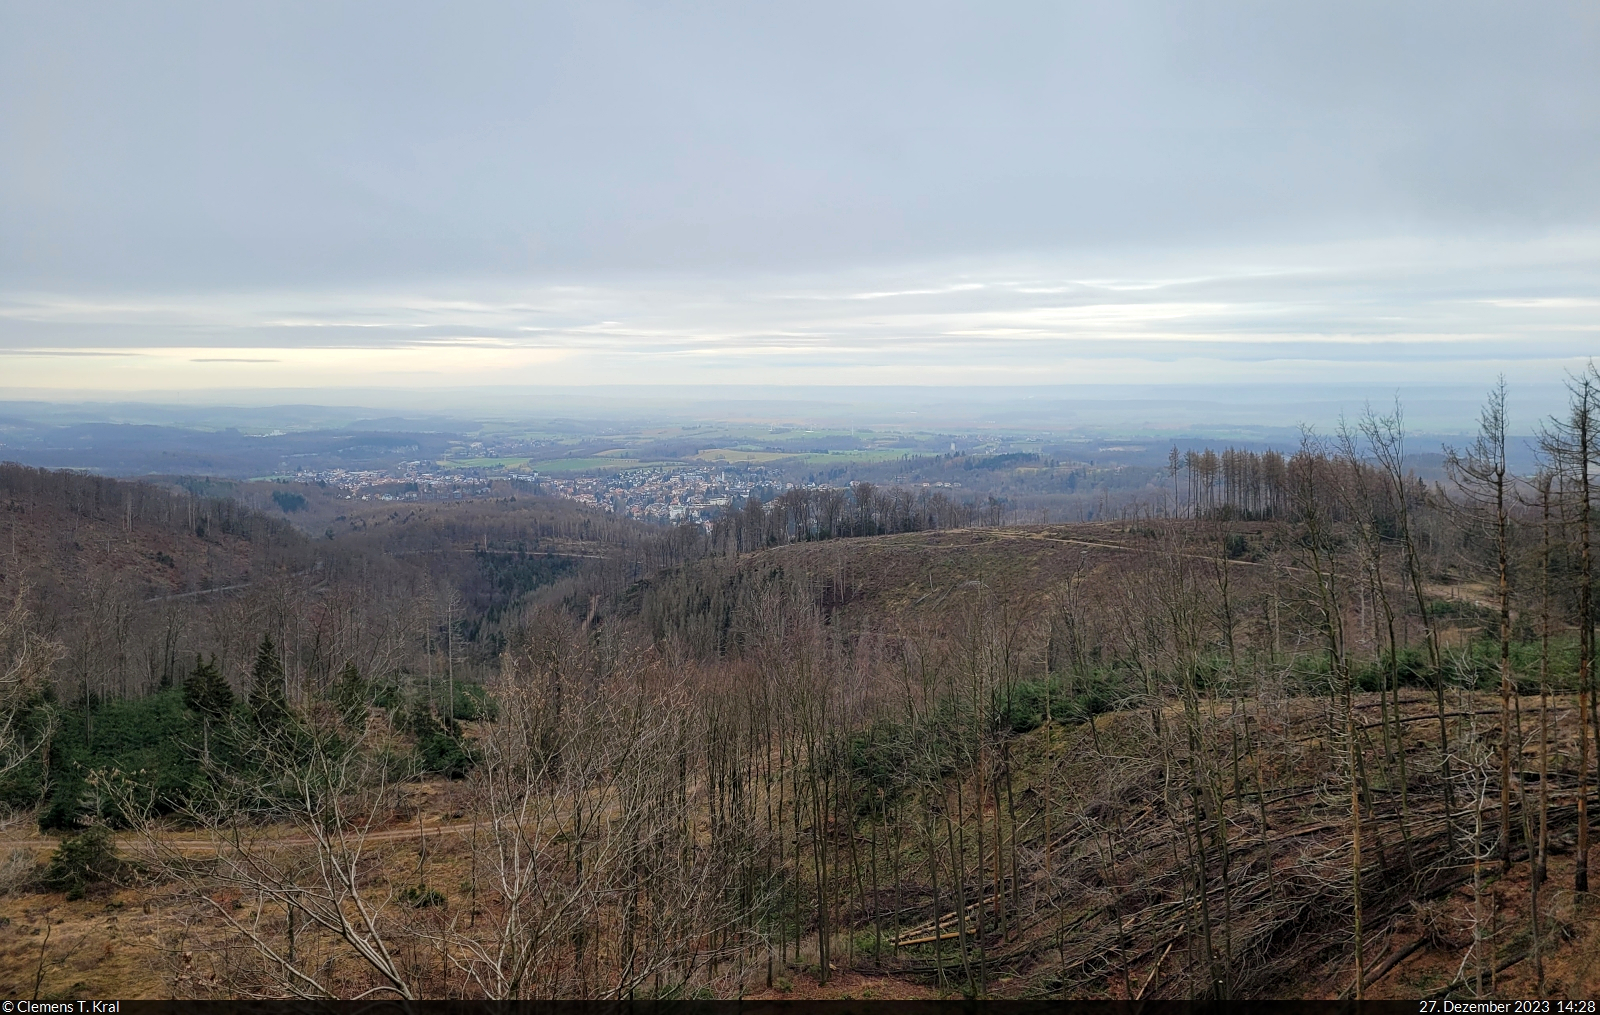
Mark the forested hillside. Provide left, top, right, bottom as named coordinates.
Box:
left=3, top=373, right=1599, bottom=1001
left=0, top=464, right=668, bottom=833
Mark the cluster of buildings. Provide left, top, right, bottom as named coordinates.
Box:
left=290, top=467, right=394, bottom=492
left=535, top=466, right=772, bottom=524
left=290, top=462, right=788, bottom=525
left=290, top=464, right=496, bottom=500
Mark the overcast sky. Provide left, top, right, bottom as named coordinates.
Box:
left=2, top=2, right=1596, bottom=403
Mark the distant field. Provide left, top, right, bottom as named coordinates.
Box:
left=693, top=448, right=798, bottom=464
left=787, top=449, right=935, bottom=465
left=443, top=457, right=533, bottom=469
left=686, top=447, right=936, bottom=467
left=532, top=457, right=643, bottom=473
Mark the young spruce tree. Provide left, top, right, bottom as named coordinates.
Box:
left=248, top=634, right=289, bottom=729
left=333, top=660, right=369, bottom=731
left=183, top=653, right=233, bottom=721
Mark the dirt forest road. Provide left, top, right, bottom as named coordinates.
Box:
left=0, top=818, right=479, bottom=856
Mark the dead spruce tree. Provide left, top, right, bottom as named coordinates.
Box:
left=1445, top=377, right=1517, bottom=871
left=0, top=583, right=61, bottom=782
left=1540, top=368, right=1597, bottom=891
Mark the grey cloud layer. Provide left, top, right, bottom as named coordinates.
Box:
left=3, top=2, right=1598, bottom=289
left=1, top=1, right=1595, bottom=392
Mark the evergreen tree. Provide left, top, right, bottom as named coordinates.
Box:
left=182, top=654, right=233, bottom=721
left=248, top=634, right=288, bottom=727
left=404, top=698, right=470, bottom=778
left=333, top=660, right=368, bottom=731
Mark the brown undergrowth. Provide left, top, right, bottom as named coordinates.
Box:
left=5, top=691, right=1599, bottom=999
